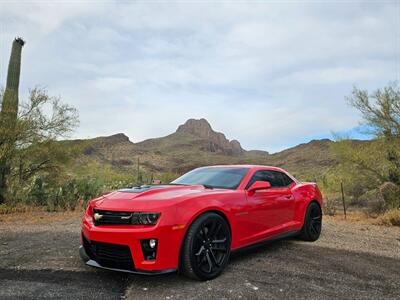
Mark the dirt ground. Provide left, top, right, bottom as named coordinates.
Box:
left=0, top=212, right=399, bottom=299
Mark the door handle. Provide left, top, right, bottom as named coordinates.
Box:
left=284, top=195, right=292, bottom=199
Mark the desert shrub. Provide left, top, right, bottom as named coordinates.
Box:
left=358, top=189, right=386, bottom=215
left=75, top=178, right=103, bottom=202
left=0, top=203, right=36, bottom=214
left=376, top=209, right=400, bottom=226
left=2, top=174, right=130, bottom=212
left=346, top=181, right=370, bottom=205
left=30, top=177, right=47, bottom=206
left=323, top=197, right=337, bottom=216
left=379, top=182, right=400, bottom=210
left=366, top=200, right=387, bottom=217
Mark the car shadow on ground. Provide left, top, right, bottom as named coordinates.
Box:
left=121, top=237, right=400, bottom=300
left=124, top=237, right=295, bottom=285
left=230, top=236, right=296, bottom=262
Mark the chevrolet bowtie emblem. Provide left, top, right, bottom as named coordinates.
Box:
left=94, top=213, right=103, bottom=221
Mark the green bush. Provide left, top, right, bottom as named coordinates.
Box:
left=380, top=182, right=400, bottom=210
left=30, top=177, right=47, bottom=206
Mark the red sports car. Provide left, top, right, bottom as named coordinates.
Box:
left=80, top=165, right=323, bottom=280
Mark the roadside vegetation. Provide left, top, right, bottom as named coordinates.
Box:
left=321, top=83, right=400, bottom=225
left=0, top=39, right=136, bottom=212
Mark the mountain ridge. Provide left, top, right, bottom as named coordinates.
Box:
left=65, top=118, right=342, bottom=180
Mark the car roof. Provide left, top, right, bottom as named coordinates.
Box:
left=198, top=164, right=287, bottom=172
left=192, top=165, right=299, bottom=188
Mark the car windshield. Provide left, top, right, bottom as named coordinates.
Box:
left=171, top=167, right=249, bottom=190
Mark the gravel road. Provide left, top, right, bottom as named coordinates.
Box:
left=0, top=214, right=399, bottom=299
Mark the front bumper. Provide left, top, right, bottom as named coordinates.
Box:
left=79, top=245, right=176, bottom=275
left=80, top=215, right=185, bottom=274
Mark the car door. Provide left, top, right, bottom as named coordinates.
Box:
left=245, top=170, right=295, bottom=238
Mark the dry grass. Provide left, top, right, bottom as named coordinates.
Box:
left=0, top=206, right=83, bottom=224
left=375, top=209, right=400, bottom=226
left=324, top=209, right=400, bottom=227
left=324, top=211, right=376, bottom=224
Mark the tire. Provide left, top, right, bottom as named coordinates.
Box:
left=299, top=202, right=322, bottom=241
left=180, top=212, right=231, bottom=280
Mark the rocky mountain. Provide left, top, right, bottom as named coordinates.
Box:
left=176, top=118, right=244, bottom=155
left=66, top=118, right=339, bottom=180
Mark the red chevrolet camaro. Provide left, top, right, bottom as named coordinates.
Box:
left=80, top=165, right=323, bottom=280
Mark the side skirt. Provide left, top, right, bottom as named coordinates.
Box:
left=231, top=230, right=300, bottom=255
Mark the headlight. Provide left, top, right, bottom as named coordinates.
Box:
left=131, top=212, right=160, bottom=225
left=86, top=204, right=94, bottom=217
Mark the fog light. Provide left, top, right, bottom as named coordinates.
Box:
left=140, top=239, right=158, bottom=261
left=149, top=239, right=157, bottom=249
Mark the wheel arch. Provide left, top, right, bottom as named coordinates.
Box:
left=178, top=208, right=232, bottom=272
left=297, top=198, right=322, bottom=225
left=309, top=199, right=322, bottom=210
left=292, top=182, right=323, bottom=223
left=185, top=208, right=232, bottom=235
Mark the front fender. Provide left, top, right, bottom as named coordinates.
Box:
left=173, top=191, right=245, bottom=254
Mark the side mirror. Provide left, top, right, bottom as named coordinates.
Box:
left=152, top=179, right=162, bottom=185
left=248, top=181, right=271, bottom=193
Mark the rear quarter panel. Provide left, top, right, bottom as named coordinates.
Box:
left=291, top=182, right=323, bottom=225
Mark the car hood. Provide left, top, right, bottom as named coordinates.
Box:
left=92, top=185, right=212, bottom=211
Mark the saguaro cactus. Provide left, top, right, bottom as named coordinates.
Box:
left=0, top=37, right=25, bottom=204
left=1, top=37, right=25, bottom=125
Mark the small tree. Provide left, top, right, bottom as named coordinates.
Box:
left=0, top=87, right=78, bottom=203
left=348, top=83, right=400, bottom=138
left=333, top=83, right=400, bottom=209
left=0, top=37, right=79, bottom=204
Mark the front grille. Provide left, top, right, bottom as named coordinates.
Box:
left=93, top=209, right=132, bottom=226
left=82, top=234, right=134, bottom=271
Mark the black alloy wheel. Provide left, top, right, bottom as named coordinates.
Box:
left=299, top=202, right=322, bottom=241
left=180, top=212, right=231, bottom=280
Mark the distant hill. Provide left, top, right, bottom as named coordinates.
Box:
left=65, top=118, right=341, bottom=181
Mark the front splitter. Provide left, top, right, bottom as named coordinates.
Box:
left=79, top=246, right=177, bottom=276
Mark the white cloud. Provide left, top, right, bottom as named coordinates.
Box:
left=273, top=65, right=386, bottom=86
left=89, top=77, right=135, bottom=92
left=0, top=1, right=398, bottom=152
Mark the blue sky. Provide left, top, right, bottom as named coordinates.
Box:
left=0, top=1, right=399, bottom=153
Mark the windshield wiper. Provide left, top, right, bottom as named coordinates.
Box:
left=169, top=183, right=214, bottom=189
